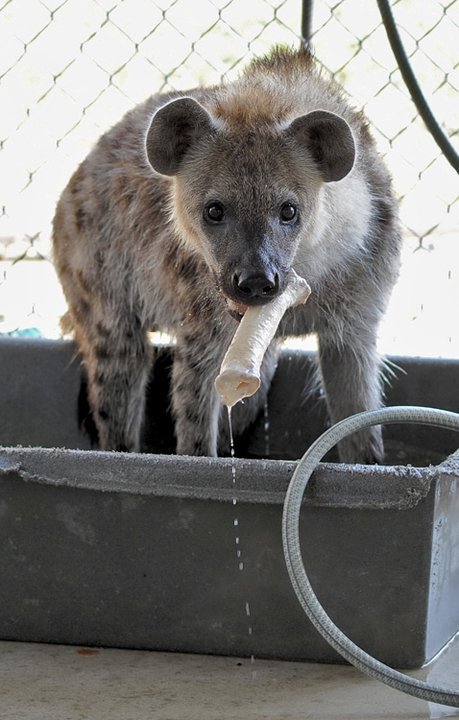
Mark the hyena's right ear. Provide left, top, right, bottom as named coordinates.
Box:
left=146, top=97, right=214, bottom=176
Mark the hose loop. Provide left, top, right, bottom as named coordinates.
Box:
left=282, top=406, right=459, bottom=707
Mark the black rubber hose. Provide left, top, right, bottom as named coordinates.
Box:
left=301, top=0, right=314, bottom=47
left=377, top=0, right=459, bottom=173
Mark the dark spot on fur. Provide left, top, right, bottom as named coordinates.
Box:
left=81, top=298, right=91, bottom=314
left=76, top=208, right=86, bottom=232
left=162, top=242, right=207, bottom=287
left=73, top=298, right=91, bottom=323
left=192, top=439, right=205, bottom=454
left=76, top=270, right=92, bottom=297
left=98, top=408, right=110, bottom=420
left=69, top=175, right=81, bottom=197
left=78, top=374, right=99, bottom=447
left=184, top=406, right=200, bottom=424
left=95, top=344, right=110, bottom=361
left=96, top=322, right=110, bottom=338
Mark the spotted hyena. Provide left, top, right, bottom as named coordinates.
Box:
left=52, top=46, right=401, bottom=462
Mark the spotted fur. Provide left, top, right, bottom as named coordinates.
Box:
left=52, top=46, right=401, bottom=461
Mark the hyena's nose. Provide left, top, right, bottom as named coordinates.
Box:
left=233, top=270, right=280, bottom=302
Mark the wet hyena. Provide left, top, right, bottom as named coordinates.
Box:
left=52, top=46, right=401, bottom=462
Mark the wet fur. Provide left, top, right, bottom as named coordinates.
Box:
left=53, top=47, right=401, bottom=462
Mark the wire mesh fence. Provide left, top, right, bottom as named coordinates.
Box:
left=0, top=0, right=458, bottom=355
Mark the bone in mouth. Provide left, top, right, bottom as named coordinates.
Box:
left=215, top=270, right=311, bottom=408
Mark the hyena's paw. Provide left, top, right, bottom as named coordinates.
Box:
left=337, top=425, right=384, bottom=465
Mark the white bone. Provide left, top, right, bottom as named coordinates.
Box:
left=215, top=270, right=311, bottom=407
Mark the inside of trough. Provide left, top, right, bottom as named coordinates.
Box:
left=1, top=338, right=458, bottom=465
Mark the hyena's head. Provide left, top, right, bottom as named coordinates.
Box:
left=145, top=96, right=355, bottom=316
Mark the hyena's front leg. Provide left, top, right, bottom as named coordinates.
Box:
left=171, top=333, right=223, bottom=456
left=76, top=313, right=152, bottom=452
left=318, top=327, right=384, bottom=464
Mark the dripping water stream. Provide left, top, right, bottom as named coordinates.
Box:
left=227, top=407, right=256, bottom=678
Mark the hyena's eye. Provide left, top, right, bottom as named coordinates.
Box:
left=204, top=202, right=225, bottom=223
left=279, top=202, right=298, bottom=224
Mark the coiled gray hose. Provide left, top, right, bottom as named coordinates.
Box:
left=282, top=405, right=459, bottom=707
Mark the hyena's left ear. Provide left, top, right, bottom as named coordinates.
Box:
left=146, top=97, right=214, bottom=176
left=287, top=110, right=356, bottom=182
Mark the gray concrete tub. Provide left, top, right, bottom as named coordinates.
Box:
left=0, top=338, right=458, bottom=667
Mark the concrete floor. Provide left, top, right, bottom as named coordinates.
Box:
left=1, top=636, right=459, bottom=720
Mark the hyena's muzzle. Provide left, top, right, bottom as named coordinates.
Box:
left=216, top=242, right=291, bottom=320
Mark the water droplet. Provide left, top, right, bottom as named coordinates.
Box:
left=263, top=399, right=270, bottom=457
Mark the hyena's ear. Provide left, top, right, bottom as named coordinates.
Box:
left=146, top=97, right=214, bottom=176
left=287, top=110, right=355, bottom=182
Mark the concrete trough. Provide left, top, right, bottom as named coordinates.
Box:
left=0, top=337, right=458, bottom=667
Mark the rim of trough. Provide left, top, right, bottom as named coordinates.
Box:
left=1, top=445, right=457, bottom=510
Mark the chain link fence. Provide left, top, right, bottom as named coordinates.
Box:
left=0, top=0, right=458, bottom=355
